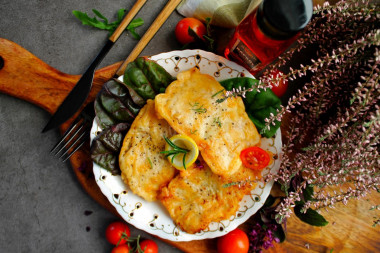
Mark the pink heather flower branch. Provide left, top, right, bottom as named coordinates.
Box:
left=257, top=0, right=380, bottom=223
left=262, top=28, right=379, bottom=133
left=261, top=0, right=379, bottom=76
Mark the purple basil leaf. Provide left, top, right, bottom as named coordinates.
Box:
left=90, top=138, right=119, bottom=175
left=94, top=95, right=117, bottom=129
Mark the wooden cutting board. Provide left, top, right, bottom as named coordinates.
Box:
left=0, top=38, right=378, bottom=253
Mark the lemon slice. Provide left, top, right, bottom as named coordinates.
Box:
left=164, top=134, right=199, bottom=170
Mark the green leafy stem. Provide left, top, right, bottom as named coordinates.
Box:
left=73, top=8, right=144, bottom=38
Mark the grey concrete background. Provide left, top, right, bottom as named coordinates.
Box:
left=0, top=0, right=191, bottom=252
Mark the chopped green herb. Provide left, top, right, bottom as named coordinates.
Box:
left=213, top=117, right=222, bottom=127
left=161, top=136, right=189, bottom=170
left=147, top=157, right=153, bottom=169
left=72, top=8, right=144, bottom=38
left=223, top=179, right=256, bottom=188
left=211, top=89, right=224, bottom=98
left=190, top=102, right=207, bottom=113
left=216, top=97, right=227, bottom=103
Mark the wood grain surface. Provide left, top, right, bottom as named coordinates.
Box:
left=0, top=38, right=378, bottom=253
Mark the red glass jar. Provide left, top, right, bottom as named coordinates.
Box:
left=225, top=0, right=313, bottom=75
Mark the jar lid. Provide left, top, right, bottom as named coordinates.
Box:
left=257, top=0, right=313, bottom=40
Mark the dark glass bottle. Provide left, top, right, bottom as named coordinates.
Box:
left=224, top=0, right=313, bottom=75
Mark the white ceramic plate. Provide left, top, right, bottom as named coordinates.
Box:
left=91, top=50, right=282, bottom=241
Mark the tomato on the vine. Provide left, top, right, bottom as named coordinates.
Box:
left=240, top=146, right=270, bottom=171
left=268, top=69, right=288, bottom=97
left=111, top=244, right=131, bottom=253
left=105, top=221, right=131, bottom=246
left=138, top=239, right=158, bottom=253
left=217, top=228, right=249, bottom=253
left=175, top=17, right=206, bottom=45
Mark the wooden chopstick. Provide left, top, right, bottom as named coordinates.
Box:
left=109, top=0, right=148, bottom=43
left=115, top=0, right=183, bottom=76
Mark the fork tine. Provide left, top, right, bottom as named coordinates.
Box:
left=50, top=116, right=83, bottom=154
left=53, top=121, right=85, bottom=156
left=50, top=101, right=95, bottom=162
left=58, top=128, right=87, bottom=159
left=61, top=134, right=89, bottom=162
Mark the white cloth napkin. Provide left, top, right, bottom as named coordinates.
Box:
left=177, top=0, right=262, bottom=28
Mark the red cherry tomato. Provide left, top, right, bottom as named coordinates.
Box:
left=217, top=228, right=249, bottom=253
left=138, top=239, right=158, bottom=253
left=111, top=244, right=131, bottom=253
left=268, top=69, right=288, bottom=97
left=240, top=147, right=270, bottom=171
left=175, top=17, right=206, bottom=45
left=105, top=221, right=131, bottom=246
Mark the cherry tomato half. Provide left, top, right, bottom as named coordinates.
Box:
left=138, top=239, right=158, bottom=253
left=240, top=146, right=270, bottom=170
left=217, top=228, right=249, bottom=253
left=268, top=69, right=288, bottom=97
left=111, top=244, right=131, bottom=253
left=105, top=221, right=131, bottom=246
left=175, top=17, right=206, bottom=45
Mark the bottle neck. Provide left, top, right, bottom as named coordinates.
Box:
left=256, top=1, right=299, bottom=40
left=249, top=12, right=293, bottom=45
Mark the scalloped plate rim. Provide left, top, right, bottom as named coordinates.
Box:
left=91, top=49, right=282, bottom=241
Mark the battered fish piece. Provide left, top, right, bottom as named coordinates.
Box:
left=119, top=100, right=177, bottom=201
left=158, top=159, right=260, bottom=234
left=155, top=68, right=260, bottom=176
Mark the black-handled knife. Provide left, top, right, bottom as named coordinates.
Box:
left=42, top=0, right=147, bottom=133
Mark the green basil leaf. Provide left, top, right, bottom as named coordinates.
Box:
left=124, top=62, right=156, bottom=100
left=135, top=57, right=174, bottom=92
left=302, top=183, right=315, bottom=202
left=294, top=204, right=329, bottom=226
left=219, top=77, right=281, bottom=138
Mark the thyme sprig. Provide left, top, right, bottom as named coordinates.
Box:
left=161, top=136, right=189, bottom=169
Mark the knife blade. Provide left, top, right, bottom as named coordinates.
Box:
left=42, top=0, right=147, bottom=133
left=42, top=40, right=112, bottom=133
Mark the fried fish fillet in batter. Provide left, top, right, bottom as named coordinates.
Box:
left=155, top=68, right=260, bottom=176
left=119, top=99, right=177, bottom=201
left=158, top=159, right=261, bottom=234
